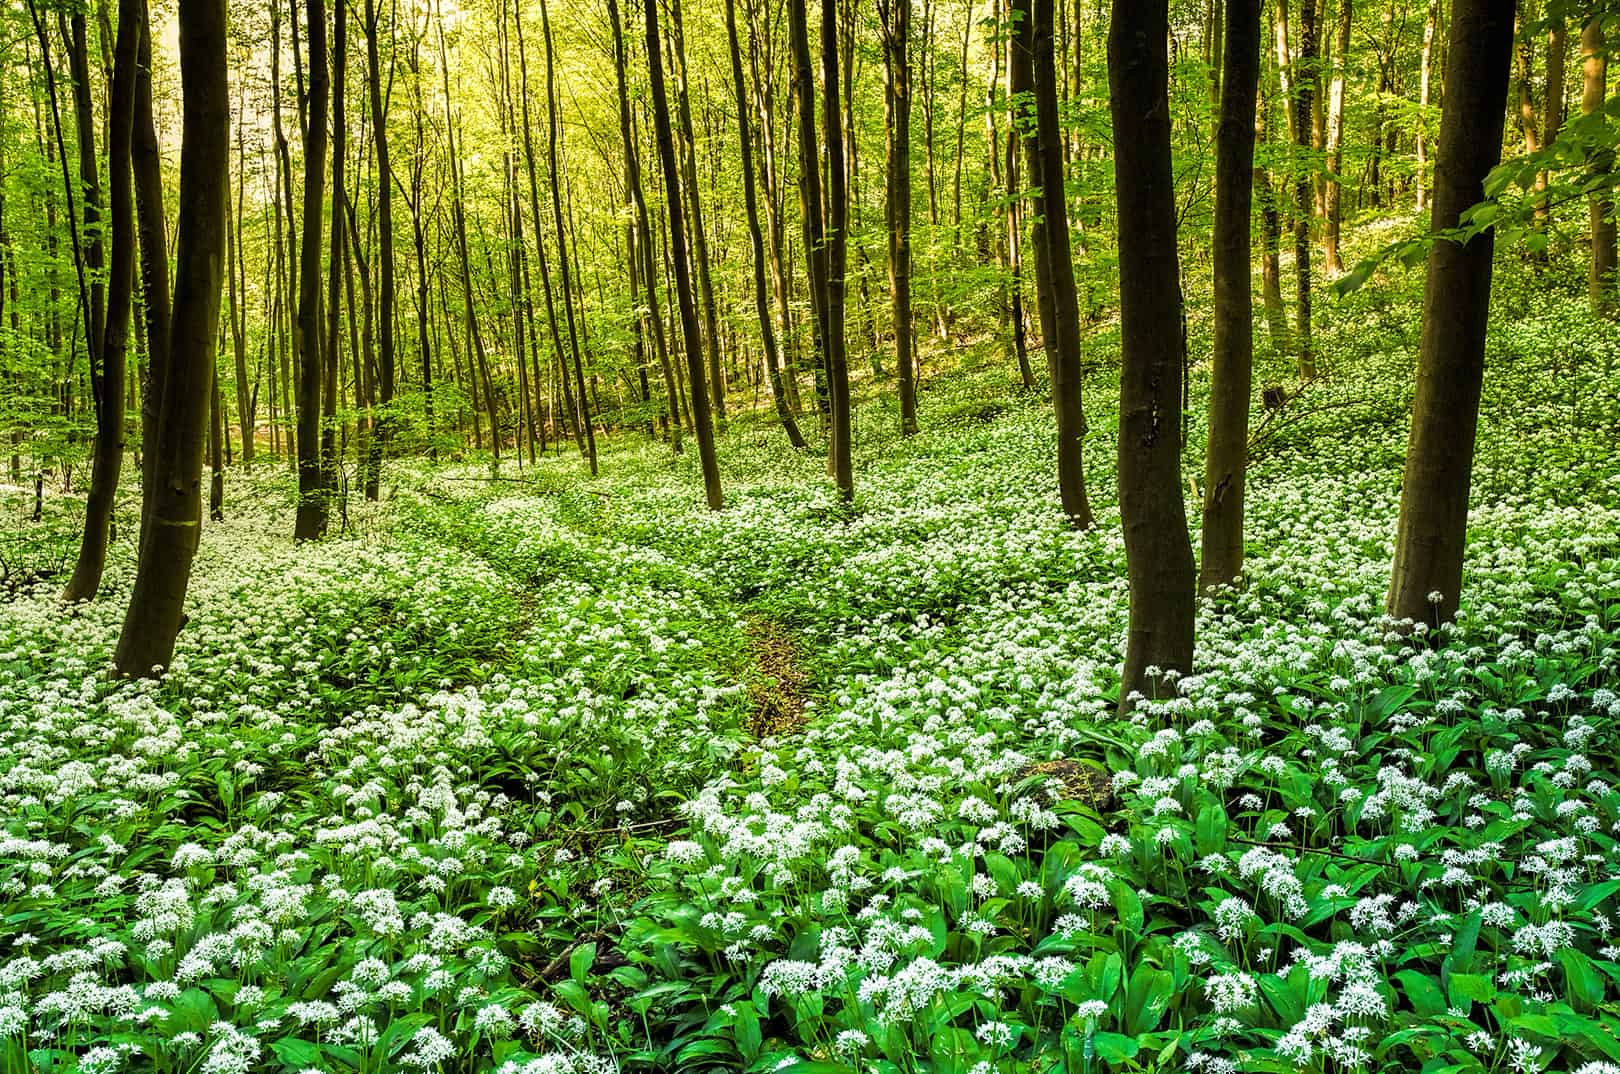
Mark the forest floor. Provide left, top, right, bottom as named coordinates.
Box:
left=2, top=251, right=1620, bottom=1072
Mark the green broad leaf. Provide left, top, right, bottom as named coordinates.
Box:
left=271, top=1038, right=322, bottom=1069
left=570, top=941, right=596, bottom=986
left=1091, top=1031, right=1140, bottom=1062
left=733, top=1002, right=762, bottom=1063
left=1396, top=970, right=1446, bottom=1016
left=1195, top=803, right=1228, bottom=857
left=928, top=1027, right=978, bottom=1074
left=1447, top=972, right=1496, bottom=1007
left=1557, top=949, right=1606, bottom=1010
left=1107, top=878, right=1143, bottom=932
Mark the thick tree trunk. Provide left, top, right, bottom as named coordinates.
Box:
left=115, top=0, right=227, bottom=676
left=293, top=0, right=328, bottom=540
left=882, top=0, right=918, bottom=436
left=1201, top=0, right=1260, bottom=594
left=1387, top=0, right=1514, bottom=626
left=1109, top=0, right=1196, bottom=709
left=645, top=0, right=722, bottom=508
left=64, top=0, right=139, bottom=602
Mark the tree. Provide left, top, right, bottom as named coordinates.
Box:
left=293, top=0, right=328, bottom=540
left=115, top=0, right=228, bottom=676
left=362, top=0, right=394, bottom=499
left=726, top=0, right=807, bottom=448
left=1386, top=0, right=1515, bottom=626
left=644, top=0, right=722, bottom=508
left=880, top=0, right=918, bottom=437
left=1109, top=0, right=1195, bottom=709
left=1292, top=0, right=1318, bottom=377
left=822, top=0, right=854, bottom=501
left=1583, top=15, right=1615, bottom=315
left=1201, top=0, right=1261, bottom=594
left=1322, top=0, right=1352, bottom=275
left=63, top=0, right=139, bottom=602
left=1012, top=0, right=1093, bottom=527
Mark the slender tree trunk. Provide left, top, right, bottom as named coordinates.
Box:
left=539, top=0, right=598, bottom=472
left=823, top=0, right=854, bottom=500
left=1416, top=0, right=1439, bottom=212
left=209, top=361, right=224, bottom=521
left=669, top=0, right=727, bottom=429
left=1387, top=0, right=1514, bottom=626
left=1293, top=0, right=1317, bottom=377
left=1109, top=0, right=1195, bottom=708
left=115, top=0, right=227, bottom=676
left=1584, top=16, right=1615, bottom=316
left=1256, top=79, right=1291, bottom=352
left=645, top=0, right=721, bottom=507
left=229, top=135, right=253, bottom=466
left=1003, top=1, right=1034, bottom=389
left=132, top=2, right=171, bottom=537
left=1201, top=0, right=1260, bottom=593
left=882, top=0, right=918, bottom=435
left=1536, top=16, right=1566, bottom=243
left=65, top=0, right=138, bottom=601
left=322, top=0, right=346, bottom=497
left=362, top=0, right=392, bottom=499
left=727, top=0, right=806, bottom=448
left=1322, top=0, right=1351, bottom=274
left=293, top=0, right=328, bottom=540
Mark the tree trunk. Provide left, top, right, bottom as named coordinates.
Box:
left=64, top=0, right=139, bottom=602
left=293, top=0, right=327, bottom=540
left=1293, top=0, right=1317, bottom=377
left=114, top=0, right=227, bottom=676
left=1322, top=0, right=1351, bottom=275
left=1002, top=0, right=1034, bottom=389
left=323, top=0, right=346, bottom=496
left=1201, top=0, right=1260, bottom=594
left=1536, top=15, right=1566, bottom=242
left=132, top=0, right=171, bottom=537
left=1387, top=0, right=1514, bottom=626
left=1416, top=0, right=1439, bottom=212
left=1108, top=0, right=1196, bottom=709
left=539, top=0, right=598, bottom=472
left=645, top=0, right=722, bottom=508
left=1257, top=79, right=1292, bottom=352
left=209, top=362, right=224, bottom=521
left=1584, top=16, right=1615, bottom=316
left=362, top=0, right=392, bottom=499
left=823, top=0, right=854, bottom=501
left=727, top=0, right=807, bottom=448
left=882, top=0, right=918, bottom=435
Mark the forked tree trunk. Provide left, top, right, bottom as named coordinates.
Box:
left=115, top=0, right=227, bottom=676
left=644, top=0, right=721, bottom=508
left=1201, top=0, right=1260, bottom=594
left=1386, top=0, right=1515, bottom=626
left=1109, top=0, right=1195, bottom=710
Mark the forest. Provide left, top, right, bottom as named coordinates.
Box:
left=2, top=0, right=1620, bottom=1069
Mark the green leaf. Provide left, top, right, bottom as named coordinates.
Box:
left=1091, top=1032, right=1140, bottom=1062
left=271, top=1038, right=322, bottom=1069
left=570, top=941, right=596, bottom=986
left=1558, top=949, right=1606, bottom=1009
left=1396, top=970, right=1446, bottom=1016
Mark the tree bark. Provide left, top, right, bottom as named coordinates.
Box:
left=1416, top=0, right=1439, bottom=212
left=1109, top=0, right=1195, bottom=709
left=1536, top=15, right=1566, bottom=242
left=823, top=0, right=854, bottom=501
left=1584, top=16, right=1615, bottom=315
left=1322, top=0, right=1351, bottom=275
left=362, top=0, right=393, bottom=499
left=1293, top=0, right=1317, bottom=377
left=293, top=0, right=328, bottom=540
left=1386, top=0, right=1514, bottom=627
left=727, top=0, right=807, bottom=448
left=645, top=0, right=722, bottom=508
left=1201, top=0, right=1260, bottom=594
left=882, top=0, right=918, bottom=436
left=115, top=0, right=227, bottom=676
left=64, top=0, right=139, bottom=602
